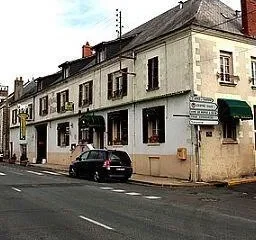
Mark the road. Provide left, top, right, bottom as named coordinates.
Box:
left=0, top=163, right=256, bottom=240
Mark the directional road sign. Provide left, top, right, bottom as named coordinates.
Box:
left=190, top=102, right=218, bottom=110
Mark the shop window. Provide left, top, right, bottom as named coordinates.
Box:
left=108, top=110, right=128, bottom=145
left=57, top=122, right=70, bottom=147
left=147, top=56, right=159, bottom=91
left=143, top=106, right=165, bottom=143
left=222, top=118, right=237, bottom=141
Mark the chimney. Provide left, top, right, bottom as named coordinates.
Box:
left=241, top=0, right=256, bottom=37
left=14, top=76, right=23, bottom=101
left=82, top=41, right=93, bottom=58
left=179, top=1, right=184, bottom=9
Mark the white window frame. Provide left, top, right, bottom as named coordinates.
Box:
left=251, top=58, right=256, bottom=86
left=148, top=118, right=159, bottom=143
left=220, top=51, right=233, bottom=83
left=82, top=83, right=90, bottom=105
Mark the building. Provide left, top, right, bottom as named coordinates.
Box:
left=7, top=0, right=256, bottom=181
left=0, top=85, right=9, bottom=158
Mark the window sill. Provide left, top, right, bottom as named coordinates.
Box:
left=219, top=81, right=237, bottom=87
left=112, top=144, right=124, bottom=148
left=146, top=87, right=159, bottom=92
left=147, top=143, right=160, bottom=146
left=222, top=139, right=238, bottom=145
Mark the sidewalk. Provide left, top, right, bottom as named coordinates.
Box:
left=28, top=162, right=219, bottom=187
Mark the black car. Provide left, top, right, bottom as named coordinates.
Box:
left=69, top=149, right=133, bottom=182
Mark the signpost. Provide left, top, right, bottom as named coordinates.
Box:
left=189, top=96, right=219, bottom=125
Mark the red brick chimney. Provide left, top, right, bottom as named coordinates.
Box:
left=241, top=0, right=256, bottom=37
left=82, top=42, right=93, bottom=58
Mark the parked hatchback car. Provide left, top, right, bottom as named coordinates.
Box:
left=69, top=149, right=133, bottom=182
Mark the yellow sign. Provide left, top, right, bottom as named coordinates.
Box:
left=65, top=102, right=74, bottom=112
left=19, top=113, right=28, bottom=140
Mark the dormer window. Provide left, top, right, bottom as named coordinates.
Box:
left=97, top=49, right=106, bottom=63
left=63, top=66, right=70, bottom=79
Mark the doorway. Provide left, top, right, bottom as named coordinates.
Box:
left=36, top=124, right=47, bottom=163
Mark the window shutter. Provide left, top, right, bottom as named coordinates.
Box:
left=65, top=90, right=69, bottom=102
left=57, top=93, right=60, bottom=112
left=89, top=81, right=93, bottom=104
left=107, top=115, right=113, bottom=145
left=45, top=96, right=48, bottom=114
left=57, top=129, right=61, bottom=146
left=148, top=59, right=153, bottom=89
left=142, top=109, right=148, bottom=143
left=158, top=106, right=165, bottom=143
left=122, top=68, right=127, bottom=96
left=79, top=84, right=83, bottom=107
left=39, top=98, right=42, bottom=116
left=153, top=57, right=159, bottom=88
left=108, top=74, right=113, bottom=100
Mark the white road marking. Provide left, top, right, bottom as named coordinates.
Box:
left=112, top=189, right=126, bottom=193
left=12, top=187, right=21, bottom=192
left=125, top=192, right=141, bottom=196
left=26, top=170, right=44, bottom=176
left=144, top=196, right=162, bottom=200
left=100, top=187, right=114, bottom=190
left=9, top=171, right=24, bottom=176
left=57, top=171, right=69, bottom=175
left=42, top=171, right=60, bottom=176
left=0, top=172, right=6, bottom=176
left=79, top=215, right=114, bottom=230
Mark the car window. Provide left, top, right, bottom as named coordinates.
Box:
left=87, top=150, right=106, bottom=160
left=80, top=151, right=89, bottom=161
left=109, top=151, right=131, bottom=164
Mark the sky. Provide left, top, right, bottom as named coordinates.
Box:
left=0, top=0, right=241, bottom=92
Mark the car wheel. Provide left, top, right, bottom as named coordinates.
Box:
left=69, top=167, right=78, bottom=178
left=93, top=171, right=103, bottom=182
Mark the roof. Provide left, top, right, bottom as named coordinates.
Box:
left=121, top=0, right=242, bottom=51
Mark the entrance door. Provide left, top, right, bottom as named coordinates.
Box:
left=36, top=124, right=47, bottom=163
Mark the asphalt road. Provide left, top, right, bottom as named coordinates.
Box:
left=0, top=163, right=256, bottom=240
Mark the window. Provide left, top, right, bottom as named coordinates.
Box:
left=12, top=109, right=17, bottom=124
left=147, top=57, right=159, bottom=90
left=142, top=106, right=165, bottom=143
left=80, top=151, right=89, bottom=161
left=108, top=110, right=128, bottom=145
left=39, top=96, right=48, bottom=116
left=79, top=81, right=93, bottom=107
left=62, top=66, right=70, bottom=79
left=26, top=104, right=33, bottom=120
left=251, top=57, right=256, bottom=86
left=219, top=51, right=233, bottom=82
left=96, top=49, right=106, bottom=63
left=222, top=118, right=237, bottom=141
left=107, top=68, right=127, bottom=100
left=57, top=90, right=69, bottom=113
left=57, top=122, right=69, bottom=147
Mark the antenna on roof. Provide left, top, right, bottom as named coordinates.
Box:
left=116, top=9, right=123, bottom=73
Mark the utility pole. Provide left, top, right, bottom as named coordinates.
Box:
left=116, top=9, right=123, bottom=72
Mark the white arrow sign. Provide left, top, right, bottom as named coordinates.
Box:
left=190, top=120, right=219, bottom=125
left=190, top=102, right=218, bottom=110
left=190, top=110, right=218, bottom=115
left=190, top=115, right=218, bottom=120
left=190, top=96, right=214, bottom=103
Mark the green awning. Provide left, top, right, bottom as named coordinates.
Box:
left=217, top=99, right=253, bottom=120
left=79, top=114, right=105, bottom=131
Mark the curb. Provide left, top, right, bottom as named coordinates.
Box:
left=227, top=178, right=256, bottom=186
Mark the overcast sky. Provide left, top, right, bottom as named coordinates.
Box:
left=0, top=0, right=241, bottom=92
